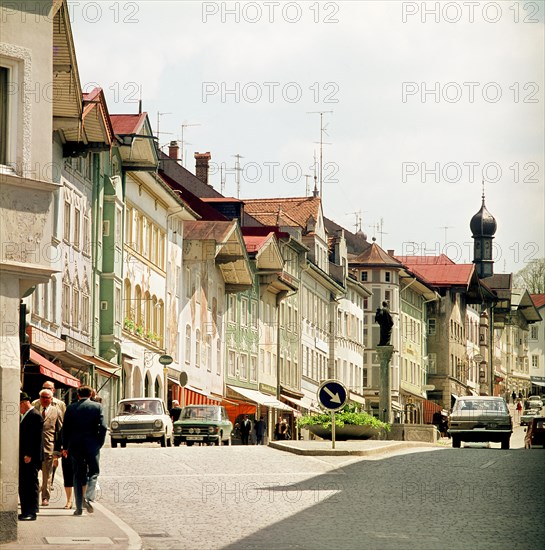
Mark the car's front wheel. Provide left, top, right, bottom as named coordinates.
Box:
left=186, top=441, right=194, bottom=447
left=111, top=439, right=118, bottom=448
left=160, top=434, right=167, bottom=447
left=120, top=440, right=127, bottom=448
left=173, top=439, right=181, bottom=447
left=167, top=434, right=172, bottom=447
left=452, top=436, right=461, bottom=448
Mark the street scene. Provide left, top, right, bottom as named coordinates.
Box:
left=1, top=1, right=544, bottom=548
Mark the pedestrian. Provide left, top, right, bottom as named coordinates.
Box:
left=62, top=385, right=107, bottom=516
left=516, top=400, right=522, bottom=420
left=32, top=380, right=67, bottom=416
left=170, top=400, right=182, bottom=422
left=281, top=418, right=290, bottom=440
left=19, top=392, right=44, bottom=521
left=59, top=434, right=74, bottom=509
left=240, top=415, right=252, bottom=445
left=36, top=389, right=63, bottom=507
left=254, top=416, right=266, bottom=445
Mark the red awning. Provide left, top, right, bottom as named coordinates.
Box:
left=29, top=349, right=80, bottom=388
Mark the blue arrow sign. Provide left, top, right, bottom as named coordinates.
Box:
left=317, top=380, right=348, bottom=411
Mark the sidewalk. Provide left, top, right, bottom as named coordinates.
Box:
left=0, top=501, right=141, bottom=550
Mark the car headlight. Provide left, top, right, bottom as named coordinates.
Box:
left=174, top=426, right=181, bottom=434
left=111, top=421, right=119, bottom=430
left=154, top=419, right=163, bottom=429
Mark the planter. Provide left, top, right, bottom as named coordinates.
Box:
left=305, top=424, right=380, bottom=441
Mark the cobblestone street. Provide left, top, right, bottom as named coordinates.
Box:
left=93, top=426, right=544, bottom=550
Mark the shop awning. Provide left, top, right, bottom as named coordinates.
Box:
left=281, top=394, right=321, bottom=413
left=173, top=384, right=222, bottom=406
left=349, top=392, right=366, bottom=405
left=81, top=355, right=121, bottom=378
left=531, top=380, right=545, bottom=387
left=227, top=385, right=296, bottom=412
left=28, top=349, right=80, bottom=388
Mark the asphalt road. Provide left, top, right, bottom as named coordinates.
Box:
left=95, top=423, right=544, bottom=550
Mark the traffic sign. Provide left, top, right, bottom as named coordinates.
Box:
left=317, top=380, right=348, bottom=412
left=158, top=355, right=173, bottom=365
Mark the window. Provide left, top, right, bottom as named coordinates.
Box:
left=250, top=355, right=257, bottom=381
left=216, top=340, right=222, bottom=375
left=158, top=231, right=165, bottom=270
left=82, top=290, right=90, bottom=334
left=115, top=285, right=121, bottom=326
left=0, top=67, right=8, bottom=166
left=385, top=290, right=391, bottom=306
left=385, top=271, right=391, bottom=282
left=72, top=284, right=80, bottom=330
left=115, top=207, right=122, bottom=245
left=228, top=295, right=236, bottom=323
left=195, top=329, right=201, bottom=367
left=361, top=271, right=368, bottom=282
left=530, top=326, right=539, bottom=340
left=185, top=268, right=191, bottom=298
left=363, top=297, right=368, bottom=310
left=185, top=325, right=191, bottom=363
left=241, top=297, right=248, bottom=326
left=64, top=201, right=71, bottom=241
left=240, top=354, right=248, bottom=380
left=228, top=350, right=236, bottom=377
left=532, top=355, right=539, bottom=369
left=206, top=335, right=212, bottom=372
left=428, top=318, right=436, bottom=336
left=125, top=206, right=133, bottom=244
left=83, top=215, right=90, bottom=255
left=73, top=207, right=81, bottom=249
left=251, top=301, right=257, bottom=328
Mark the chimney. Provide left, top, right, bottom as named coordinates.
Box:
left=194, top=152, right=212, bottom=185
left=387, top=249, right=395, bottom=256
left=168, top=140, right=180, bottom=161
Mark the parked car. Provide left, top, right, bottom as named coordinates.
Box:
left=521, top=408, right=541, bottom=426
left=173, top=405, right=233, bottom=446
left=110, top=398, right=173, bottom=448
left=524, top=417, right=545, bottom=449
left=448, top=396, right=512, bottom=449
left=526, top=396, right=544, bottom=410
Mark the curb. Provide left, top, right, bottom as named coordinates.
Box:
left=268, top=440, right=437, bottom=456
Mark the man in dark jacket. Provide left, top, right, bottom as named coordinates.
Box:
left=19, top=392, right=44, bottom=521
left=63, top=385, right=107, bottom=516
left=239, top=415, right=252, bottom=445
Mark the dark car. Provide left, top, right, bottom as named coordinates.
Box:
left=173, top=405, right=233, bottom=446
left=448, top=396, right=512, bottom=449
left=521, top=408, right=540, bottom=426
left=524, top=417, right=545, bottom=449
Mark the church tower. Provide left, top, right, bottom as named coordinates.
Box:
left=470, top=185, right=497, bottom=278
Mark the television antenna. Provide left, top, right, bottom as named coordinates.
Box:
left=156, top=112, right=172, bottom=150
left=303, top=174, right=313, bottom=196
left=439, top=226, right=454, bottom=247
left=307, top=111, right=333, bottom=198
left=346, top=210, right=367, bottom=233
left=232, top=154, right=244, bottom=198
left=180, top=122, right=201, bottom=166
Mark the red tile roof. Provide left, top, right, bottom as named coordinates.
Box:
left=243, top=197, right=321, bottom=229
left=243, top=234, right=274, bottom=253
left=395, top=254, right=455, bottom=265
left=530, top=294, right=545, bottom=309
left=400, top=261, right=475, bottom=287
left=352, top=242, right=402, bottom=267
left=110, top=113, right=147, bottom=135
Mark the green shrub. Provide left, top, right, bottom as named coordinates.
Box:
left=296, top=405, right=390, bottom=432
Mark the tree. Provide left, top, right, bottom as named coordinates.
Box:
left=514, top=258, right=545, bottom=294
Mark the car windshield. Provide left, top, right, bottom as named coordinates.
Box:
left=453, top=399, right=508, bottom=414
left=181, top=407, right=218, bottom=421
left=117, top=400, right=162, bottom=415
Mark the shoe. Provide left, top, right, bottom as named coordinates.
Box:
left=41, top=499, right=49, bottom=506
left=73, top=509, right=83, bottom=516
left=18, top=514, right=36, bottom=521
left=64, top=500, right=73, bottom=509
left=83, top=499, right=93, bottom=514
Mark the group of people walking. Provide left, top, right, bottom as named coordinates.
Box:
left=233, top=415, right=291, bottom=445
left=18, top=383, right=107, bottom=521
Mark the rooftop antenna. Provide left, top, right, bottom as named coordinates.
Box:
left=232, top=154, right=244, bottom=198
left=156, top=112, right=172, bottom=151
left=303, top=174, right=313, bottom=196
left=180, top=122, right=201, bottom=166
left=347, top=210, right=366, bottom=233
left=220, top=163, right=226, bottom=195
left=307, top=111, right=333, bottom=198
left=376, top=218, right=387, bottom=247
left=439, top=226, right=454, bottom=247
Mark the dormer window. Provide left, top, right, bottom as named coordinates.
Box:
left=361, top=271, right=368, bottom=282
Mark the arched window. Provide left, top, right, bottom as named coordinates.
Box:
left=152, top=295, right=158, bottom=337
left=154, top=376, right=161, bottom=398
left=185, top=325, right=191, bottom=363
left=135, top=286, right=142, bottom=327
left=82, top=276, right=90, bottom=335
left=195, top=329, right=201, bottom=367
left=144, top=372, right=151, bottom=397
left=62, top=269, right=70, bottom=326
left=144, top=291, right=151, bottom=333
left=124, top=279, right=131, bottom=321
left=72, top=275, right=80, bottom=330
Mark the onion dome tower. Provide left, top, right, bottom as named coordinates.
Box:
left=470, top=183, right=497, bottom=278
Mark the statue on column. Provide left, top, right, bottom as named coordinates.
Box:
left=375, top=301, right=393, bottom=346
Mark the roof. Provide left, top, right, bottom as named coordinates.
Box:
left=531, top=294, right=545, bottom=309
left=324, top=217, right=370, bottom=256
left=110, top=113, right=147, bottom=135
left=395, top=254, right=455, bottom=265
left=351, top=242, right=403, bottom=268
left=243, top=234, right=274, bottom=253
left=399, top=262, right=475, bottom=287
left=243, top=196, right=321, bottom=230
left=183, top=220, right=237, bottom=242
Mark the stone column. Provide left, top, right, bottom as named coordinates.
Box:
left=0, top=278, right=22, bottom=542
left=377, top=345, right=394, bottom=424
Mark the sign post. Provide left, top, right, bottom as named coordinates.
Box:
left=317, top=380, right=348, bottom=449
left=158, top=355, right=173, bottom=404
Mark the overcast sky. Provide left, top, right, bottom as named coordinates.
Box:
left=71, top=1, right=544, bottom=275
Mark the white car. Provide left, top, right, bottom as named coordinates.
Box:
left=527, top=396, right=544, bottom=410
left=110, top=398, right=173, bottom=448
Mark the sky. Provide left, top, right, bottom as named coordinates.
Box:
left=70, top=0, right=544, bottom=275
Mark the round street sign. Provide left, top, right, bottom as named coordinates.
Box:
left=317, top=380, right=348, bottom=412
left=158, top=355, right=173, bottom=365
left=179, top=371, right=188, bottom=387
